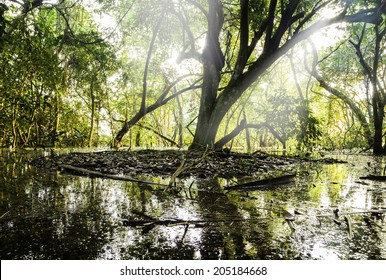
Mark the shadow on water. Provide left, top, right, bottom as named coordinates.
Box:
left=0, top=149, right=385, bottom=259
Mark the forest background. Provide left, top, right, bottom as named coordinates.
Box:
left=1, top=0, right=385, bottom=154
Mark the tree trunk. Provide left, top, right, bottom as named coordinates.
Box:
left=190, top=0, right=224, bottom=149
left=88, top=91, right=95, bottom=148
left=350, top=24, right=386, bottom=154
left=52, top=91, right=60, bottom=148
left=11, top=100, right=17, bottom=148
left=372, top=25, right=386, bottom=154
left=372, top=95, right=384, bottom=154
left=135, top=129, right=141, bottom=147
left=243, top=112, right=251, bottom=153
left=112, top=111, right=144, bottom=147
left=176, top=94, right=183, bottom=147
left=191, top=65, right=221, bottom=148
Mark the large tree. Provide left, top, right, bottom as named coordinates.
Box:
left=186, top=0, right=384, bottom=149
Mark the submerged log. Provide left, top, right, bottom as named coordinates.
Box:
left=59, top=164, right=169, bottom=187
left=224, top=173, right=296, bottom=191
left=359, top=175, right=386, bottom=181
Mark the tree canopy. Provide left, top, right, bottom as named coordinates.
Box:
left=1, top=0, right=385, bottom=154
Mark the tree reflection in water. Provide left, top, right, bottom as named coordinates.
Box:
left=0, top=150, right=385, bottom=259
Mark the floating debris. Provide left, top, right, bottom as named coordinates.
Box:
left=224, top=174, right=296, bottom=191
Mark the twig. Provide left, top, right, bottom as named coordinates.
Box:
left=167, top=156, right=187, bottom=188
left=166, top=147, right=210, bottom=190
left=0, top=211, right=9, bottom=219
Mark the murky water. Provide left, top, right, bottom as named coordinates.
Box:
left=0, top=149, right=385, bottom=259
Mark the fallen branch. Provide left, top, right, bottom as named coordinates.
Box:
left=224, top=173, right=296, bottom=191
left=59, top=164, right=169, bottom=187
left=359, top=175, right=386, bottom=181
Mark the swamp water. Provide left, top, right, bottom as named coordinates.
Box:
left=0, top=149, right=385, bottom=260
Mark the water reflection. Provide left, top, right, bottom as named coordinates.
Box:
left=0, top=150, right=385, bottom=259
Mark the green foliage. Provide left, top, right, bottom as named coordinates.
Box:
left=0, top=0, right=383, bottom=152
left=0, top=1, right=117, bottom=148
left=266, top=89, right=298, bottom=143
left=297, top=104, right=322, bottom=151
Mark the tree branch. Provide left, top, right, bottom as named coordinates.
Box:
left=294, top=0, right=330, bottom=34
left=233, top=0, right=249, bottom=78
left=112, top=78, right=202, bottom=147
left=185, top=0, right=208, bottom=19
left=241, top=8, right=382, bottom=93
left=172, top=6, right=202, bottom=64
left=141, top=7, right=167, bottom=112
left=270, top=0, right=300, bottom=50
left=263, top=0, right=278, bottom=52
left=214, top=119, right=248, bottom=149
left=135, top=123, right=180, bottom=147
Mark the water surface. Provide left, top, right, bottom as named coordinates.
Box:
left=0, top=149, right=385, bottom=259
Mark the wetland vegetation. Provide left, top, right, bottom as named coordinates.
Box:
left=1, top=0, right=386, bottom=259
